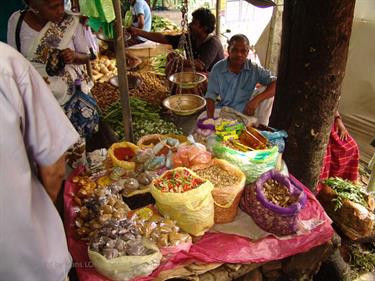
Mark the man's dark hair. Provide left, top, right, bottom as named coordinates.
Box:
left=228, top=34, right=250, bottom=47
left=192, top=8, right=216, bottom=34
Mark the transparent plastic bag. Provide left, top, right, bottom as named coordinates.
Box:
left=213, top=141, right=279, bottom=184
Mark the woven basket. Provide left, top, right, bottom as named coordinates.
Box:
left=214, top=188, right=244, bottom=224
left=192, top=159, right=246, bottom=224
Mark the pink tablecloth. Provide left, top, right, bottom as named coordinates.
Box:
left=64, top=170, right=333, bottom=281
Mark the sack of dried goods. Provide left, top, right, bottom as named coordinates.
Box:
left=240, top=170, right=307, bottom=236
left=88, top=219, right=162, bottom=281
left=150, top=167, right=215, bottom=236
left=130, top=206, right=192, bottom=258
left=213, top=141, right=279, bottom=184
left=192, top=159, right=246, bottom=224
left=108, top=142, right=139, bottom=170
left=318, top=177, right=375, bottom=240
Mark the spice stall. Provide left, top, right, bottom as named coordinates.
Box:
left=64, top=2, right=340, bottom=280
left=64, top=119, right=335, bottom=280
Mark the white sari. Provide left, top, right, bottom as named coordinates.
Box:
left=24, top=14, right=93, bottom=106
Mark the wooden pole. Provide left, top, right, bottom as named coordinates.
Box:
left=112, top=0, right=134, bottom=142
left=216, top=0, right=221, bottom=36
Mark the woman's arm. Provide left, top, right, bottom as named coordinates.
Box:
left=61, top=48, right=90, bottom=65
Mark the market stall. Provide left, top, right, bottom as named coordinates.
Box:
left=64, top=117, right=335, bottom=280
left=63, top=2, right=340, bottom=280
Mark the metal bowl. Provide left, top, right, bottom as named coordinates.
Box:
left=163, top=94, right=206, bottom=116
left=168, top=72, right=207, bottom=89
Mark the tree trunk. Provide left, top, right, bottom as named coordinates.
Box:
left=269, top=0, right=356, bottom=191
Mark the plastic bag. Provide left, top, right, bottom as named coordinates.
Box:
left=88, top=240, right=162, bottom=281
left=172, top=142, right=212, bottom=168
left=240, top=170, right=307, bottom=236
left=150, top=168, right=215, bottom=236
left=192, top=159, right=246, bottom=224
left=213, top=141, right=279, bottom=183
left=260, top=130, right=288, bottom=153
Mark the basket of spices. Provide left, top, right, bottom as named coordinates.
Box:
left=240, top=170, right=307, bottom=236
left=150, top=167, right=214, bottom=236
left=193, top=159, right=246, bottom=224
left=108, top=142, right=139, bottom=170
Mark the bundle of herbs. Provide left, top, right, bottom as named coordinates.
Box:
left=323, top=177, right=369, bottom=211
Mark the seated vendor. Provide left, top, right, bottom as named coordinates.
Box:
left=127, top=8, right=224, bottom=73
left=127, top=0, right=152, bottom=46
left=205, top=34, right=276, bottom=122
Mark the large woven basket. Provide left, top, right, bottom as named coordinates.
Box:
left=192, top=159, right=246, bottom=224
left=214, top=189, right=244, bottom=224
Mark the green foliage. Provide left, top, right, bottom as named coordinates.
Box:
left=151, top=15, right=179, bottom=32
left=102, top=98, right=183, bottom=141
left=322, top=177, right=369, bottom=211
left=348, top=243, right=375, bottom=278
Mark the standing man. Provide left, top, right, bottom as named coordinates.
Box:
left=0, top=42, right=79, bottom=281
left=128, top=0, right=152, bottom=46
left=205, top=34, right=276, bottom=123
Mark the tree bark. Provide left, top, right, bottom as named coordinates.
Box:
left=269, top=0, right=356, bottom=191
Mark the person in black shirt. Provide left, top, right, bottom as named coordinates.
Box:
left=127, top=8, right=224, bottom=73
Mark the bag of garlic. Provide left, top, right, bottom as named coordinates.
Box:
left=240, top=170, right=307, bottom=236
left=88, top=219, right=162, bottom=281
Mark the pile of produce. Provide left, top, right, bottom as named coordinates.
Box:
left=151, top=15, right=179, bottom=33
left=322, top=177, right=371, bottom=211
left=318, top=177, right=375, bottom=240
left=128, top=71, right=170, bottom=105
left=92, top=56, right=117, bottom=83
left=91, top=82, right=119, bottom=112
left=149, top=54, right=167, bottom=76
left=92, top=72, right=169, bottom=111
left=153, top=168, right=205, bottom=193
left=103, top=98, right=183, bottom=141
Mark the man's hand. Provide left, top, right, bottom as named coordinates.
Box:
left=61, top=48, right=76, bottom=64
left=127, top=26, right=140, bottom=37
left=39, top=155, right=66, bottom=203
left=243, top=98, right=259, bottom=116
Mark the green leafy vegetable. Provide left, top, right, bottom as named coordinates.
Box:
left=323, top=177, right=369, bottom=211
left=151, top=16, right=179, bottom=32
left=102, top=97, right=183, bottom=141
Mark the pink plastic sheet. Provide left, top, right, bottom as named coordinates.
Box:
left=64, top=170, right=333, bottom=281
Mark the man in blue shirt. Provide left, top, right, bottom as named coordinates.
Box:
left=128, top=0, right=152, bottom=46
left=205, top=34, right=276, bottom=120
